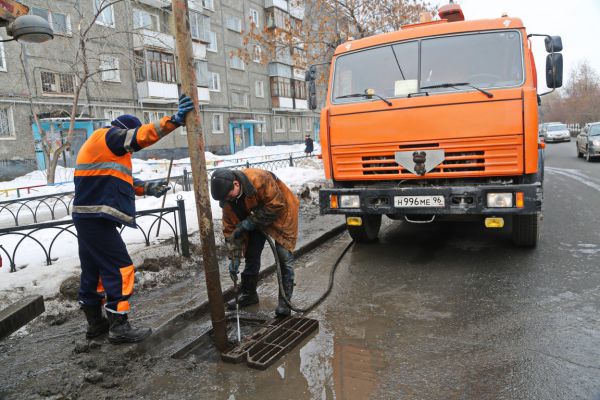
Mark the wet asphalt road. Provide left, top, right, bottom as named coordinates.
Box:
left=2, top=141, right=600, bottom=399
left=120, top=140, right=600, bottom=399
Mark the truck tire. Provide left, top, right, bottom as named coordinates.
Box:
left=347, top=214, right=382, bottom=243
left=512, top=214, right=539, bottom=248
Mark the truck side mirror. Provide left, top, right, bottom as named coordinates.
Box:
left=544, top=35, right=563, bottom=53
left=306, top=65, right=318, bottom=110
left=546, top=53, right=563, bottom=88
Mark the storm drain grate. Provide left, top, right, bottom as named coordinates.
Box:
left=246, top=317, right=319, bottom=370
left=221, top=316, right=319, bottom=370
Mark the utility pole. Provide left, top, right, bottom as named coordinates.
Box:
left=171, top=0, right=228, bottom=351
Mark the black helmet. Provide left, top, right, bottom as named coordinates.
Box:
left=210, top=168, right=235, bottom=201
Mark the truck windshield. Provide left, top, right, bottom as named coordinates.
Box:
left=333, top=30, right=523, bottom=104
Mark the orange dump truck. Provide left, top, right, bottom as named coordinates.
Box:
left=306, top=4, right=563, bottom=247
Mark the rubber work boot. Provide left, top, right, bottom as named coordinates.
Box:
left=81, top=305, right=109, bottom=339
left=227, top=275, right=259, bottom=310
left=106, top=312, right=152, bottom=344
left=275, top=280, right=294, bottom=317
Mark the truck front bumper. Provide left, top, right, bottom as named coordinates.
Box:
left=319, top=183, right=542, bottom=216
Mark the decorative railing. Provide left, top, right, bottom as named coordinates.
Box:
left=0, top=198, right=190, bottom=273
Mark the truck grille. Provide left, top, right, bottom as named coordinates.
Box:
left=333, top=135, right=523, bottom=180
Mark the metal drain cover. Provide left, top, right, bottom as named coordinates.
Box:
left=221, top=316, right=319, bottom=370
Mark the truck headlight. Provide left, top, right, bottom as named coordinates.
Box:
left=592, top=140, right=600, bottom=147
left=487, top=193, right=513, bottom=208
left=340, top=195, right=360, bottom=208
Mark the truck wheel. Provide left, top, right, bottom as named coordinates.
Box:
left=347, top=214, right=382, bottom=242
left=512, top=214, right=539, bottom=248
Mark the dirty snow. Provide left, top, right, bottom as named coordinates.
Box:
left=0, top=144, right=324, bottom=306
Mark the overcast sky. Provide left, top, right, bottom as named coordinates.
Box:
left=432, top=0, right=600, bottom=85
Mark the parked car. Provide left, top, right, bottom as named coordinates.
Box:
left=542, top=123, right=571, bottom=143
left=576, top=122, right=600, bottom=161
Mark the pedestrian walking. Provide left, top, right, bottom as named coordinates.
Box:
left=73, top=94, right=195, bottom=344
left=210, top=168, right=300, bottom=316
left=304, top=134, right=314, bottom=156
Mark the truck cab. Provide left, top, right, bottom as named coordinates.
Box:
left=310, top=4, right=563, bottom=247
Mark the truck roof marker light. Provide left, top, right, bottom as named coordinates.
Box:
left=330, top=195, right=339, bottom=209
left=516, top=192, right=525, bottom=208
left=438, top=1, right=465, bottom=22
left=347, top=216, right=362, bottom=226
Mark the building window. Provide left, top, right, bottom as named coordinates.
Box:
left=289, top=117, right=299, bottom=132
left=207, top=31, right=217, bottom=52
left=143, top=111, right=167, bottom=124
left=94, top=0, right=115, bottom=28
left=225, top=15, right=242, bottom=32
left=0, top=107, right=14, bottom=138
left=293, top=79, right=307, bottom=99
left=202, top=0, right=214, bottom=10
left=135, top=50, right=176, bottom=83
left=230, top=55, right=245, bottom=70
left=249, top=8, right=259, bottom=28
left=209, top=72, right=220, bottom=91
left=100, top=56, right=120, bottom=82
left=255, top=80, right=264, bottom=98
left=41, top=71, right=75, bottom=95
left=212, top=114, right=223, bottom=133
left=190, top=12, right=210, bottom=41
left=133, top=8, right=159, bottom=31
left=274, top=116, right=285, bottom=132
left=0, top=43, right=5, bottom=72
left=256, top=115, right=266, bottom=133
left=31, top=7, right=71, bottom=35
left=252, top=45, right=262, bottom=63
left=271, top=77, right=291, bottom=98
left=104, top=109, right=124, bottom=121
left=304, top=117, right=312, bottom=131
left=231, top=92, right=248, bottom=108
left=194, top=60, right=209, bottom=87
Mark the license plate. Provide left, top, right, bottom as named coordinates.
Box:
left=394, top=195, right=445, bottom=208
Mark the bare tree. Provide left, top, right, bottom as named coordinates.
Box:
left=543, top=60, right=600, bottom=125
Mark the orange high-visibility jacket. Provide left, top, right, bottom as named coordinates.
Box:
left=73, top=116, right=179, bottom=227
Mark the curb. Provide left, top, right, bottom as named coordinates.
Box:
left=136, top=222, right=347, bottom=351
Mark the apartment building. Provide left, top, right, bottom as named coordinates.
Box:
left=0, top=0, right=318, bottom=179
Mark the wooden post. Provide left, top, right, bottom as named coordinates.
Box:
left=171, top=0, right=228, bottom=351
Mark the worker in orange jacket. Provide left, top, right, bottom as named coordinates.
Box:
left=210, top=168, right=299, bottom=316
left=73, top=94, right=194, bottom=344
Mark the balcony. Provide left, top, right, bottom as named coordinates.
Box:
left=137, top=81, right=210, bottom=104
left=271, top=97, right=307, bottom=110
left=133, top=29, right=175, bottom=51
left=265, top=0, right=288, bottom=11
left=268, top=62, right=292, bottom=78
left=133, top=29, right=207, bottom=59
left=136, top=0, right=170, bottom=9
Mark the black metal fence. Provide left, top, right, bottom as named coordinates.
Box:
left=0, top=198, right=189, bottom=273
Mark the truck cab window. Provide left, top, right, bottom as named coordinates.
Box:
left=333, top=42, right=418, bottom=103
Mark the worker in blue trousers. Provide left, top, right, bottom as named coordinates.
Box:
left=73, top=94, right=194, bottom=344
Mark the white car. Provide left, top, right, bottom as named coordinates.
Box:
left=542, top=123, right=571, bottom=143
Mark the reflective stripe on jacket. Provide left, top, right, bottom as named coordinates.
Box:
left=73, top=116, right=178, bottom=227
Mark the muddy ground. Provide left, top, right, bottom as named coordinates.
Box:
left=0, top=185, right=342, bottom=400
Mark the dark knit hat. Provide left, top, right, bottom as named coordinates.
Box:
left=210, top=168, right=236, bottom=201
left=111, top=114, right=142, bottom=130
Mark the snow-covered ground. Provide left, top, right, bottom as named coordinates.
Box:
left=0, top=144, right=324, bottom=306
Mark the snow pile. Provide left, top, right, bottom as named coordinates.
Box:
left=0, top=144, right=326, bottom=306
